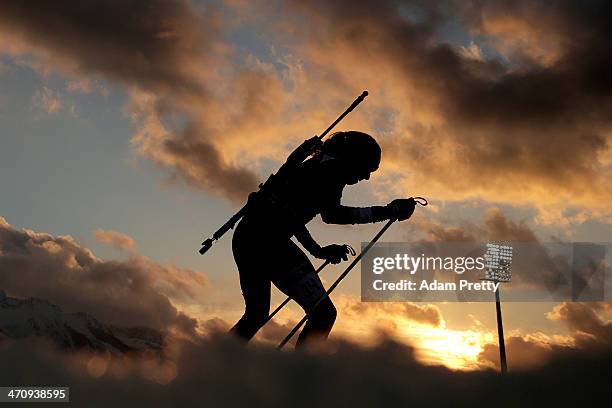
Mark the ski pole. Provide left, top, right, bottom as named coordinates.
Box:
left=277, top=197, right=428, bottom=349
left=259, top=244, right=356, bottom=331
left=258, top=260, right=330, bottom=331
left=277, top=219, right=395, bottom=349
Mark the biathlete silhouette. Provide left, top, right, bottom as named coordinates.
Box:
left=198, top=91, right=426, bottom=347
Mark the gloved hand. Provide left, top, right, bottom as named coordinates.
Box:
left=246, top=190, right=267, bottom=208
left=285, top=136, right=323, bottom=165
left=301, top=135, right=323, bottom=152
left=386, top=198, right=416, bottom=221
left=315, top=244, right=353, bottom=264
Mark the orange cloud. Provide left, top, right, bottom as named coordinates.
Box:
left=2, top=0, right=611, bottom=219
left=294, top=1, right=611, bottom=215
left=339, top=297, right=443, bottom=328
left=31, top=86, right=63, bottom=114
left=94, top=229, right=136, bottom=252
left=458, top=0, right=569, bottom=67
left=0, top=217, right=205, bottom=336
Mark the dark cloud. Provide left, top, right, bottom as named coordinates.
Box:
left=409, top=208, right=591, bottom=293
left=163, top=123, right=260, bottom=203
left=410, top=207, right=536, bottom=243
left=256, top=318, right=299, bottom=346
left=549, top=301, right=612, bottom=348
left=5, top=0, right=610, bottom=209
left=0, top=217, right=204, bottom=336
left=478, top=334, right=573, bottom=370
left=479, top=301, right=612, bottom=370
left=291, top=0, right=612, bottom=209
left=0, top=0, right=261, bottom=203
left=199, top=315, right=300, bottom=347
left=0, top=0, right=212, bottom=96
left=423, top=224, right=478, bottom=243
left=1, top=335, right=611, bottom=406
left=483, top=208, right=538, bottom=242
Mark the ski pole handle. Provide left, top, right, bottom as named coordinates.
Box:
left=413, top=197, right=428, bottom=206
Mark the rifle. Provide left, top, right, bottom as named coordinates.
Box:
left=198, top=90, right=369, bottom=255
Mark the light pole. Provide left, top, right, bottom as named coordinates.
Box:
left=483, top=243, right=513, bottom=375
left=494, top=284, right=507, bottom=374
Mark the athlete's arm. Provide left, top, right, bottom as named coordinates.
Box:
left=317, top=176, right=416, bottom=225
left=321, top=200, right=416, bottom=224
left=294, top=225, right=352, bottom=264
left=321, top=205, right=391, bottom=225
left=294, top=225, right=323, bottom=256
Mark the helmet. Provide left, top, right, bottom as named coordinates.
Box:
left=321, top=131, right=381, bottom=173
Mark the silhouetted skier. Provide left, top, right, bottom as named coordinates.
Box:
left=230, top=131, right=415, bottom=346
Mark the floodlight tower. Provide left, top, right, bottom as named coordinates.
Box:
left=483, top=243, right=513, bottom=374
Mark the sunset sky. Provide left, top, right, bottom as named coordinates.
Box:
left=1, top=0, right=611, bottom=371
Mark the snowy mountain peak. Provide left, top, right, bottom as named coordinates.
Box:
left=0, top=292, right=163, bottom=354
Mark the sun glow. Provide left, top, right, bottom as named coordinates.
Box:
left=408, top=326, right=494, bottom=370
left=333, top=308, right=495, bottom=371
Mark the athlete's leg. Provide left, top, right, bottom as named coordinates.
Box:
left=229, top=221, right=271, bottom=341
left=228, top=271, right=271, bottom=341
left=272, top=241, right=337, bottom=347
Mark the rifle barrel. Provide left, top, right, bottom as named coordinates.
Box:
left=318, top=91, right=368, bottom=140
